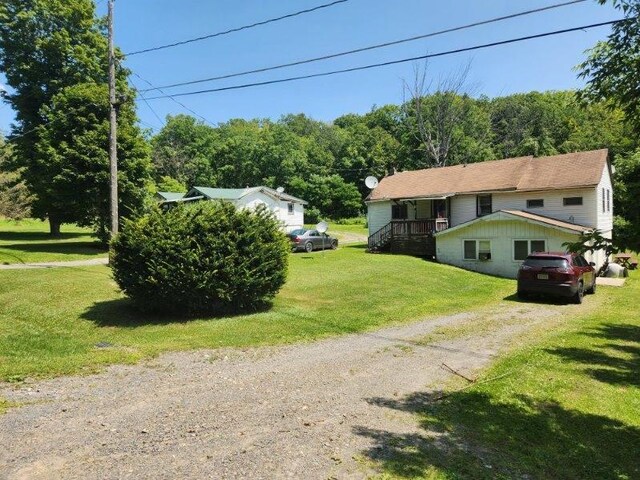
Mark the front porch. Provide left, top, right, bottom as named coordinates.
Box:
left=367, top=197, right=452, bottom=255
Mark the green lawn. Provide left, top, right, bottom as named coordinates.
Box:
left=305, top=223, right=369, bottom=243
left=360, top=271, right=640, bottom=480
left=0, top=245, right=514, bottom=381
left=0, top=218, right=107, bottom=264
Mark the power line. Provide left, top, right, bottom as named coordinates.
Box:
left=141, top=0, right=587, bottom=93
left=145, top=19, right=622, bottom=101
left=126, top=0, right=350, bottom=57
left=132, top=72, right=215, bottom=126
left=131, top=79, right=165, bottom=128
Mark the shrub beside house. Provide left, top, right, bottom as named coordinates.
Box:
left=157, top=186, right=307, bottom=233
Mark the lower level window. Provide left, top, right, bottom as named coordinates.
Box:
left=464, top=240, right=491, bottom=260
left=514, top=239, right=547, bottom=261
left=288, top=203, right=294, bottom=215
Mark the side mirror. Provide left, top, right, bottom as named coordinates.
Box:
left=589, top=262, right=596, bottom=266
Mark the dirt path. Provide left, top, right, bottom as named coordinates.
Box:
left=0, top=301, right=579, bottom=479
left=0, top=258, right=108, bottom=270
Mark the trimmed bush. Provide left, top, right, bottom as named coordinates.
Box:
left=110, top=201, right=289, bottom=315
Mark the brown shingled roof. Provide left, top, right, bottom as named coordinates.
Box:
left=368, top=149, right=608, bottom=201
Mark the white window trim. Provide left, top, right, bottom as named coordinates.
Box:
left=512, top=239, right=547, bottom=262
left=463, top=239, right=492, bottom=261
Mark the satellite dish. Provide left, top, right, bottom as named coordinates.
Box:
left=316, top=221, right=328, bottom=234
left=365, top=176, right=379, bottom=189
left=276, top=186, right=285, bottom=193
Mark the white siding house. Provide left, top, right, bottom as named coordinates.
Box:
left=162, top=186, right=307, bottom=232
left=366, top=149, right=613, bottom=278
left=435, top=212, right=591, bottom=278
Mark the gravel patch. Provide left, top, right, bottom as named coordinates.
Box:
left=0, top=301, right=570, bottom=479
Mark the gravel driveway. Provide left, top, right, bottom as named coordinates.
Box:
left=0, top=301, right=572, bottom=479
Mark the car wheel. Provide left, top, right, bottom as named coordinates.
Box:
left=304, top=242, right=314, bottom=253
left=573, top=281, right=584, bottom=304
left=330, top=240, right=338, bottom=250
left=586, top=279, right=597, bottom=294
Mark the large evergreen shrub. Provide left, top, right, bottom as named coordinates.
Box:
left=110, top=201, right=289, bottom=315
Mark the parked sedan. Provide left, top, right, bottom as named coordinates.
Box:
left=517, top=252, right=596, bottom=304
left=288, top=229, right=338, bottom=253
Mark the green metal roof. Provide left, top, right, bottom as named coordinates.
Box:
left=186, top=186, right=307, bottom=204
left=189, top=187, right=253, bottom=200
left=156, top=191, right=185, bottom=201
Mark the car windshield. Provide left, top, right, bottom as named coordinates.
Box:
left=523, top=257, right=569, bottom=269
left=290, top=229, right=306, bottom=236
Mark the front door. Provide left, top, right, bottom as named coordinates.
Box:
left=432, top=199, right=447, bottom=219
left=392, top=203, right=408, bottom=219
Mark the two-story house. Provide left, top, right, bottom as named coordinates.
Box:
left=366, top=149, right=613, bottom=278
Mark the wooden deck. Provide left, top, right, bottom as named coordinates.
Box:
left=368, top=219, right=448, bottom=256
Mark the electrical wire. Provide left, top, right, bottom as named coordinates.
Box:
left=140, top=0, right=587, bottom=93
left=130, top=79, right=165, bottom=129
left=126, top=0, right=350, bottom=56
left=132, top=72, right=215, bottom=126
left=144, top=19, right=622, bottom=101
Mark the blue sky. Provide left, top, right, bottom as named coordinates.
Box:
left=0, top=0, right=620, bottom=134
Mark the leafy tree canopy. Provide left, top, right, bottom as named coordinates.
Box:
left=578, top=0, right=640, bottom=133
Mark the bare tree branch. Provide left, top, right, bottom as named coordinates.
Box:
left=401, top=61, right=473, bottom=168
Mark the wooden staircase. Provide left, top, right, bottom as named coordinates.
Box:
left=368, top=222, right=393, bottom=252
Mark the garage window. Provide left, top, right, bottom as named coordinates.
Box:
left=288, top=202, right=294, bottom=215
left=514, top=239, right=547, bottom=261
left=527, top=199, right=544, bottom=208
left=464, top=240, right=491, bottom=261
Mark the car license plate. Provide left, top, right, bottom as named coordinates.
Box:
left=537, top=273, right=549, bottom=280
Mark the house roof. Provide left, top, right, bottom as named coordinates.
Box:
left=186, top=186, right=308, bottom=205
left=156, top=191, right=185, bottom=201
left=434, top=209, right=593, bottom=237
left=367, top=149, right=609, bottom=202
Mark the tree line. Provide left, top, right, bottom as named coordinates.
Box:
left=150, top=90, right=635, bottom=223
left=0, top=0, right=638, bottom=250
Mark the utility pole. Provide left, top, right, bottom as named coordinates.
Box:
left=108, top=0, right=118, bottom=238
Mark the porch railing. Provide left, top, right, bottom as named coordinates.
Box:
left=390, top=218, right=449, bottom=235
left=368, top=218, right=449, bottom=251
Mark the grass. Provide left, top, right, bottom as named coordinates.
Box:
left=0, top=245, right=515, bottom=381
left=305, top=223, right=369, bottom=243
left=357, top=271, right=640, bottom=480
left=0, top=218, right=107, bottom=264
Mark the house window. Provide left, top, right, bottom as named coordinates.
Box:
left=392, top=203, right=408, bottom=219
left=527, top=199, right=544, bottom=209
left=476, top=195, right=492, bottom=217
left=513, top=239, right=547, bottom=261
left=606, top=189, right=611, bottom=212
left=288, top=202, right=294, bottom=215
left=463, top=240, right=491, bottom=261
left=463, top=240, right=476, bottom=260
left=602, top=188, right=606, bottom=213
left=563, top=196, right=583, bottom=206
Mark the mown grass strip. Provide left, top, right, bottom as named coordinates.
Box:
left=360, top=272, right=640, bottom=480
left=0, top=245, right=514, bottom=381
left=0, top=218, right=107, bottom=264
